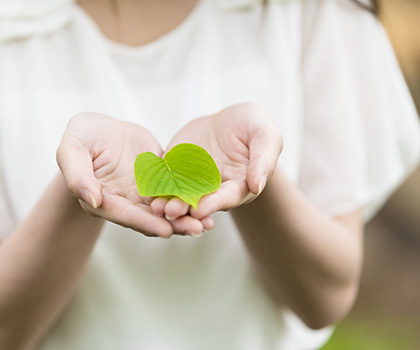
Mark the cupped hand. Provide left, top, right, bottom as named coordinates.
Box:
left=56, top=113, right=212, bottom=238
left=151, top=103, right=283, bottom=220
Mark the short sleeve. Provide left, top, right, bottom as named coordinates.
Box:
left=299, top=0, right=420, bottom=221
left=0, top=0, right=72, bottom=42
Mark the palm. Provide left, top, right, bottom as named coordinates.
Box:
left=169, top=117, right=249, bottom=206
left=58, top=114, right=172, bottom=237
left=164, top=103, right=283, bottom=218
left=89, top=117, right=161, bottom=207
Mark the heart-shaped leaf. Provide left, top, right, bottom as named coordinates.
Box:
left=134, top=143, right=221, bottom=209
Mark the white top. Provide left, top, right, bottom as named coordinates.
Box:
left=1, top=0, right=419, bottom=349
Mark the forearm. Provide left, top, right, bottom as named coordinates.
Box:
left=231, top=168, right=363, bottom=329
left=0, top=173, right=104, bottom=349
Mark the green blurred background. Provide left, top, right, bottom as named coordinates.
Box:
left=323, top=0, right=420, bottom=348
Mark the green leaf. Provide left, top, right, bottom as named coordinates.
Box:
left=134, top=143, right=221, bottom=209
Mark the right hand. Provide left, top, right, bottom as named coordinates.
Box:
left=56, top=113, right=213, bottom=238
left=150, top=103, right=283, bottom=221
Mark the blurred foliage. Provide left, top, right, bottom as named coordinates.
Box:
left=322, top=319, right=419, bottom=350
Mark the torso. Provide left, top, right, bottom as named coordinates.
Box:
left=0, top=1, right=334, bottom=348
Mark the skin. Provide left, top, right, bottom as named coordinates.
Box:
left=0, top=1, right=364, bottom=348
left=77, top=0, right=198, bottom=47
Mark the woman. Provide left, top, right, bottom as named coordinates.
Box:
left=0, top=0, right=419, bottom=349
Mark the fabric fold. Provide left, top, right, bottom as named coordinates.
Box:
left=0, top=0, right=73, bottom=42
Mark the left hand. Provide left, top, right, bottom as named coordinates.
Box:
left=150, top=103, right=283, bottom=220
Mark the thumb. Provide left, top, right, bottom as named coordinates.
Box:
left=56, top=137, right=102, bottom=209
left=246, top=128, right=283, bottom=195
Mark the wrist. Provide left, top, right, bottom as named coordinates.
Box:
left=56, top=172, right=105, bottom=230
left=15, top=172, right=104, bottom=241
left=54, top=172, right=93, bottom=216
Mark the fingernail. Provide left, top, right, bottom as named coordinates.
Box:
left=90, top=194, right=98, bottom=209
left=81, top=189, right=97, bottom=209
left=165, top=214, right=177, bottom=221
left=190, top=232, right=202, bottom=237
left=203, top=229, right=211, bottom=233
left=258, top=175, right=267, bottom=196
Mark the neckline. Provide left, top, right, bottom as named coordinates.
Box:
left=73, top=0, right=205, bottom=59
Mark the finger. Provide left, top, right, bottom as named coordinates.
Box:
left=56, top=136, right=102, bottom=209
left=190, top=180, right=248, bottom=219
left=150, top=197, right=169, bottom=216
left=164, top=197, right=190, bottom=220
left=82, top=194, right=173, bottom=238
left=200, top=216, right=215, bottom=232
left=246, top=127, right=283, bottom=195
left=170, top=216, right=203, bottom=237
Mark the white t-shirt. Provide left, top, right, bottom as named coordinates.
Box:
left=1, top=0, right=419, bottom=349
